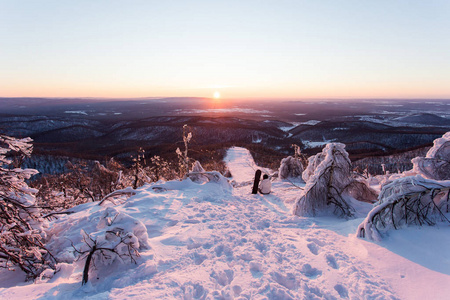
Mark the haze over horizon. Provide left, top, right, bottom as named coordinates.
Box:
left=1, top=1, right=450, bottom=100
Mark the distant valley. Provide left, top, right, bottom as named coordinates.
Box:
left=1, top=97, right=449, bottom=173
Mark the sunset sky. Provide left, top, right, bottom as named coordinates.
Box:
left=1, top=0, right=449, bottom=99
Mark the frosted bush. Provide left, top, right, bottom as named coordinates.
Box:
left=294, top=143, right=355, bottom=217
left=302, top=152, right=325, bottom=182
left=412, top=132, right=450, bottom=180
left=279, top=156, right=304, bottom=180
left=357, top=175, right=450, bottom=241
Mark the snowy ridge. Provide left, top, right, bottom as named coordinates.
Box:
left=1, top=147, right=450, bottom=299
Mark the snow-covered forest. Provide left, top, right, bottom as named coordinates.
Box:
left=1, top=130, right=450, bottom=299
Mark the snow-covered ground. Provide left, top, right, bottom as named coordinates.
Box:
left=1, top=147, right=450, bottom=299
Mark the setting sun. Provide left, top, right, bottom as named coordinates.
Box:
left=213, top=91, right=221, bottom=99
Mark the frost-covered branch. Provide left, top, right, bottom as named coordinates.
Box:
left=0, top=134, right=56, bottom=280
left=98, top=187, right=137, bottom=206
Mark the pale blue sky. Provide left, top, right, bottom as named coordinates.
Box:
left=1, top=0, right=449, bottom=99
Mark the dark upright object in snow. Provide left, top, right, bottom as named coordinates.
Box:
left=252, top=169, right=262, bottom=194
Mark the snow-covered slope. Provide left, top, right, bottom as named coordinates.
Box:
left=1, top=147, right=450, bottom=299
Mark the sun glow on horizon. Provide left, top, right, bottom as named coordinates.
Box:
left=213, top=91, right=221, bottom=99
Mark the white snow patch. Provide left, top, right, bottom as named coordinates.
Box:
left=303, top=140, right=334, bottom=149
left=300, top=120, right=321, bottom=126
left=64, top=111, right=88, bottom=115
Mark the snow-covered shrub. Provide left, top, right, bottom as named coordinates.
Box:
left=412, top=132, right=450, bottom=180
left=189, top=160, right=207, bottom=183
left=131, top=148, right=150, bottom=189
left=302, top=152, right=325, bottom=182
left=0, top=135, right=55, bottom=279
left=149, top=155, right=175, bottom=181
left=293, top=143, right=355, bottom=217
left=75, top=228, right=140, bottom=285
left=186, top=171, right=232, bottom=192
left=51, top=206, right=149, bottom=285
left=357, top=175, right=450, bottom=241
left=279, top=156, right=304, bottom=180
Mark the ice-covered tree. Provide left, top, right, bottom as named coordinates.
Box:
left=412, top=132, right=450, bottom=180
left=279, top=146, right=305, bottom=180
left=0, top=135, right=55, bottom=279
left=302, top=152, right=325, bottom=182
left=357, top=175, right=450, bottom=241
left=293, top=143, right=355, bottom=217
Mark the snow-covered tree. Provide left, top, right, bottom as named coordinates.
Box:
left=412, top=132, right=450, bottom=180
left=302, top=152, right=325, bottom=182
left=357, top=175, right=450, bottom=241
left=293, top=143, right=355, bottom=217
left=279, top=156, right=304, bottom=180
left=0, top=135, right=55, bottom=279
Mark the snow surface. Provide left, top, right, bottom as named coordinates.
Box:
left=1, top=147, right=450, bottom=299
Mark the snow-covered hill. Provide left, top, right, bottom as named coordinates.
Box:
left=1, top=147, right=449, bottom=299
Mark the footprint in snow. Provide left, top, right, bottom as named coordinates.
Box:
left=232, top=285, right=242, bottom=297
left=334, top=284, right=349, bottom=298
left=301, top=264, right=322, bottom=279
left=307, top=237, right=326, bottom=247
left=249, top=261, right=263, bottom=278
left=271, top=272, right=297, bottom=290
left=326, top=254, right=339, bottom=269
left=191, top=252, right=207, bottom=265
left=182, top=282, right=207, bottom=299
left=307, top=242, right=319, bottom=255
left=210, top=269, right=234, bottom=286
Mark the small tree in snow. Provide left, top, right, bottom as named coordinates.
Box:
left=412, top=132, right=450, bottom=180
left=279, top=156, right=304, bottom=180
left=279, top=144, right=306, bottom=180
left=293, top=143, right=355, bottom=217
left=74, top=229, right=140, bottom=285
left=176, top=124, right=192, bottom=178
left=357, top=176, right=450, bottom=241
left=0, top=135, right=55, bottom=279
